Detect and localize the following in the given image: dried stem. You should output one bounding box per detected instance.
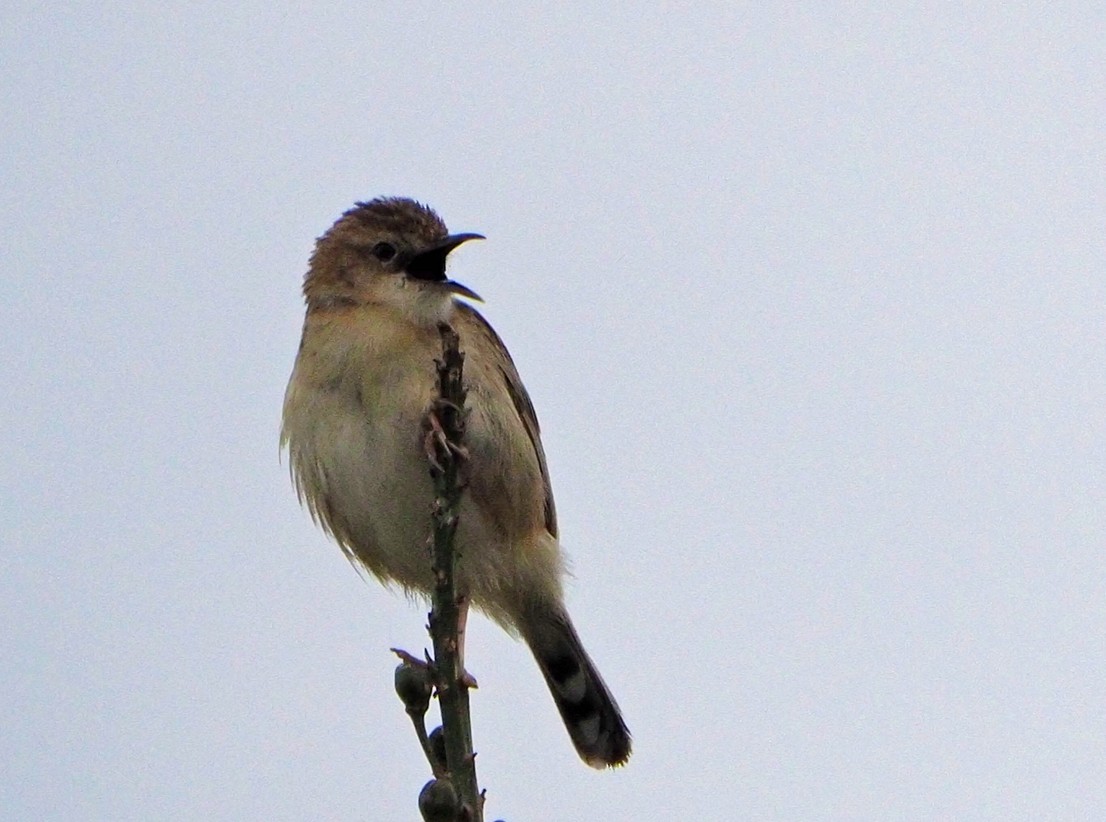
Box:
[426,322,483,821]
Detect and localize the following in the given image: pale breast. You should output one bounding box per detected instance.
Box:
[283,310,444,590]
[282,303,554,602]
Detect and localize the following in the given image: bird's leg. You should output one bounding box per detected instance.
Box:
[423,401,469,475]
[456,595,478,689]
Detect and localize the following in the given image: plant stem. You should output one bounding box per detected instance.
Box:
[428,322,483,822]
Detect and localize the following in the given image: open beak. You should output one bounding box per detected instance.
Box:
[406,232,485,301]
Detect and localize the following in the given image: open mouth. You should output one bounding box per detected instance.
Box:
[405,232,485,283]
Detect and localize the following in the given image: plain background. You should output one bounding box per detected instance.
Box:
[3,4,1104,820]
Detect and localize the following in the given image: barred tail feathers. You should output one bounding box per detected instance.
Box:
[523,607,631,768]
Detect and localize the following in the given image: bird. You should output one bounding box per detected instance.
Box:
[281,197,631,768]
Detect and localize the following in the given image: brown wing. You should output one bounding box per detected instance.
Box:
[455,302,558,538]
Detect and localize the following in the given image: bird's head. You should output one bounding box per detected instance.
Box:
[304,197,483,324]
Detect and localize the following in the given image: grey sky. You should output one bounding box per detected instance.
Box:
[3,4,1104,820]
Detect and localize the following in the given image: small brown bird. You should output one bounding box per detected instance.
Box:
[281,197,631,767]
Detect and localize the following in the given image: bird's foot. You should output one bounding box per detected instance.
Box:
[423,406,469,474]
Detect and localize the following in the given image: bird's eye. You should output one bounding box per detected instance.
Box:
[370,242,397,262]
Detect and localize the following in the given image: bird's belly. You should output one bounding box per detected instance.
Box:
[283,325,557,621]
[318,394,443,591]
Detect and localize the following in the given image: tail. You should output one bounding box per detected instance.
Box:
[522,606,632,768]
